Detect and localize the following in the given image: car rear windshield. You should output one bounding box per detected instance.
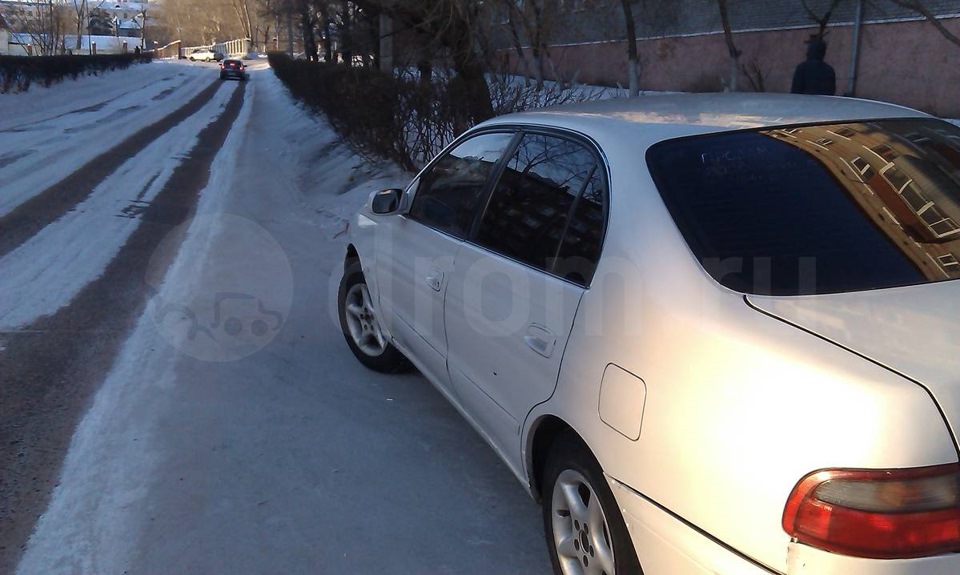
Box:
[646,119,960,295]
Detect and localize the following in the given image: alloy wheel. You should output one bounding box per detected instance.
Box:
[550,469,617,575]
[343,283,387,357]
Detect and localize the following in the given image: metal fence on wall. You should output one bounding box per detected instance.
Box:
[183,38,252,59]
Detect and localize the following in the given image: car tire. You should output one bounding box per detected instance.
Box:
[338,260,410,373]
[189,57,195,61]
[543,432,642,575]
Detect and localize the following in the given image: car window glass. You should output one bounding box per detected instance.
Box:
[555,169,606,286]
[408,132,514,238]
[476,133,599,275]
[646,119,960,295]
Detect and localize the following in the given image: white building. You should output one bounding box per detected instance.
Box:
[0,0,151,55]
[0,13,10,55]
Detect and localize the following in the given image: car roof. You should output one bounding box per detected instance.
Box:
[479,93,932,145]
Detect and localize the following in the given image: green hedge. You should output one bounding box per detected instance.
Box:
[0,53,152,94]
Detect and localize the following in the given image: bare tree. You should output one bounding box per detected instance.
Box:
[294,0,316,59]
[355,0,495,123]
[68,0,88,51]
[715,0,740,91]
[613,0,682,96]
[230,0,255,41]
[497,1,534,85]
[8,0,71,55]
[336,0,380,65]
[620,0,639,96]
[152,0,249,46]
[496,0,569,89]
[889,0,960,47]
[802,0,843,39]
[516,0,556,87]
[257,0,289,51]
[741,59,768,92]
[317,0,333,61]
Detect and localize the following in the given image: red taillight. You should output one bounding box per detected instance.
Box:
[783,464,960,559]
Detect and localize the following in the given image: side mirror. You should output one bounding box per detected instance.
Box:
[371,188,403,214]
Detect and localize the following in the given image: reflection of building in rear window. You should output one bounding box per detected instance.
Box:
[905,132,932,146]
[900,183,930,212]
[931,142,960,169]
[881,165,911,192]
[938,253,960,271]
[646,118,960,294]
[932,127,960,142]
[870,143,899,162]
[830,126,856,138]
[814,137,834,147]
[932,220,959,237]
[919,205,960,238]
[894,155,960,239]
[850,156,875,180]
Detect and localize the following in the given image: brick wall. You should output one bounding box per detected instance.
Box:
[502,17,960,117]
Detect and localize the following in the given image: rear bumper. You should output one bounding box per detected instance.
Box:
[786,542,960,574]
[609,477,777,575]
[610,477,960,574]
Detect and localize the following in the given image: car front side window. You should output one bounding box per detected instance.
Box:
[408,132,515,238]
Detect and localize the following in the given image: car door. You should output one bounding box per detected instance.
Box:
[374,131,516,389]
[444,131,608,464]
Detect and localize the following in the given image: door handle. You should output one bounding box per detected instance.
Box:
[525,324,556,358]
[426,268,443,292]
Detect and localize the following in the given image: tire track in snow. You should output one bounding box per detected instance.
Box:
[0,84,237,330]
[0,78,221,259]
[61,104,145,134]
[0,72,183,132]
[0,80,246,574]
[0,150,34,169]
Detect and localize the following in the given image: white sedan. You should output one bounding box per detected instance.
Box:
[339,93,960,575]
[188,48,218,62]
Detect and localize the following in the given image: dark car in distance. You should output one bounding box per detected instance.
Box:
[219,58,247,81]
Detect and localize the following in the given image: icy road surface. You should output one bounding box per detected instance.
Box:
[1,59,550,574]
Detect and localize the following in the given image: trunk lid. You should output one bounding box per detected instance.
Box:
[747,280,960,443]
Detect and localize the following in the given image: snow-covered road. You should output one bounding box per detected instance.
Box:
[0,69,236,329]
[0,63,217,218]
[1,60,550,573]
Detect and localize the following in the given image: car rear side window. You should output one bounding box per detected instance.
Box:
[647,119,960,295]
[555,168,605,286]
[475,132,605,285]
[408,132,515,238]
